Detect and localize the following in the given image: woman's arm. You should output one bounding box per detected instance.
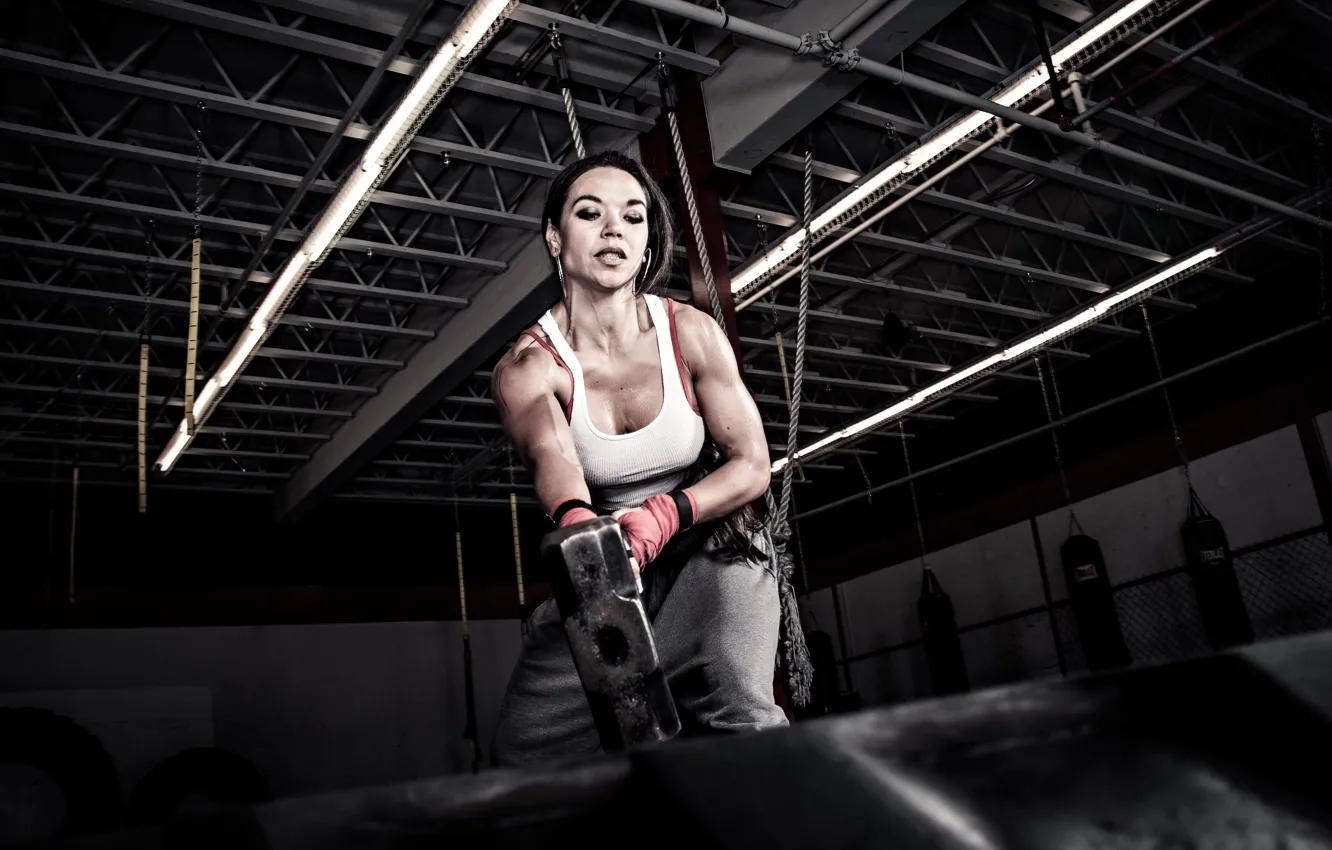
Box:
[676,304,772,523]
[491,340,590,516]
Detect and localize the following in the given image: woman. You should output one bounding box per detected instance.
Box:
[489,150,790,767]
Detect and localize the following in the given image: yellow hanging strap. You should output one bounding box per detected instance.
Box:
[510,493,525,609]
[137,343,148,513]
[185,237,201,431]
[69,466,79,604]
[774,331,805,482]
[456,530,468,635]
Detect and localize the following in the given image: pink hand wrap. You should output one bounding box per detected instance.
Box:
[556,506,599,528]
[616,491,695,566]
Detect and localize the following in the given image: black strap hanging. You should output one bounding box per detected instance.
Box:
[138,218,156,514]
[455,496,484,773]
[1139,304,1254,650]
[900,421,970,696]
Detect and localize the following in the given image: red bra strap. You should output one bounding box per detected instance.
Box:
[666,299,701,415]
[521,328,574,423]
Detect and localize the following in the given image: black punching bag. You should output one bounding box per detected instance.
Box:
[918,569,969,696]
[1182,490,1254,650]
[1061,534,1131,671]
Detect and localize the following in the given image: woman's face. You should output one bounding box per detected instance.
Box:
[547,166,650,294]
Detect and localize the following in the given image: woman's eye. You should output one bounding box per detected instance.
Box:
[625,215,644,225]
[576,208,599,220]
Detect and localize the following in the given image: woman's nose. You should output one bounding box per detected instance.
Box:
[601,216,623,237]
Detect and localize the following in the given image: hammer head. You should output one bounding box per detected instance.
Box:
[541,516,681,752]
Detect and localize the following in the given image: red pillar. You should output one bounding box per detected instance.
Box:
[640,72,745,374]
[643,68,798,721]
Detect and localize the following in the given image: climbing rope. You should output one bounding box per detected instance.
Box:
[508,444,528,631]
[455,496,483,773]
[656,57,811,703]
[137,218,156,514]
[774,149,812,535]
[657,56,726,330]
[184,101,206,432]
[548,25,586,159]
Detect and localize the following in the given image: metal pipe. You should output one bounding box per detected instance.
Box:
[828,0,894,44]
[1086,0,1218,81]
[793,318,1326,521]
[1074,0,1282,128]
[623,0,1332,232]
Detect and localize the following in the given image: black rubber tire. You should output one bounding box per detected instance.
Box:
[0,706,121,840]
[126,747,273,826]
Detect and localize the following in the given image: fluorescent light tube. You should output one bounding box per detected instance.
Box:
[771,245,1218,472]
[732,0,1166,298]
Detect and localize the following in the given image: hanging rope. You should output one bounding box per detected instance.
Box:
[1139,303,1195,494]
[548,25,586,159]
[455,499,483,773]
[1033,353,1085,536]
[657,56,726,330]
[657,57,811,704]
[138,218,156,514]
[185,101,206,432]
[507,444,527,631]
[898,421,929,570]
[774,148,812,535]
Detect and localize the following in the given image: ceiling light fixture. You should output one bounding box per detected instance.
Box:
[155,0,516,473]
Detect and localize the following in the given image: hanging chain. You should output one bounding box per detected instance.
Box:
[854,453,873,504]
[141,219,155,344]
[898,421,929,568]
[548,25,586,159]
[1032,353,1083,534]
[193,101,205,240]
[1139,303,1193,492]
[1316,124,1329,319]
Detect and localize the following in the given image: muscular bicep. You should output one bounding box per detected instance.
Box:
[492,347,590,512]
[687,312,770,469]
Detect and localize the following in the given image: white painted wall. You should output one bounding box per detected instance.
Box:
[3,422,1327,805]
[802,422,1330,711]
[0,619,523,800]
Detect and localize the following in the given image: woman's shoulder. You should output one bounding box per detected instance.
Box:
[493,325,559,392]
[658,297,731,362]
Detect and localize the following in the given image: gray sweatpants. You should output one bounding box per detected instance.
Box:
[491,525,789,767]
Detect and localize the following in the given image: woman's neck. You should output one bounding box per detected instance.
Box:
[558,283,643,355]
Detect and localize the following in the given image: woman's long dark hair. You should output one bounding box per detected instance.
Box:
[543,151,767,559]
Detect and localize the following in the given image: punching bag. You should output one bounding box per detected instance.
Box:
[1061,534,1131,671]
[918,569,969,696]
[1182,489,1254,650]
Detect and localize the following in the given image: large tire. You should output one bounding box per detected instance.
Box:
[126,747,273,826]
[0,706,121,843]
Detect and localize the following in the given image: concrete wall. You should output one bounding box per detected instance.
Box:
[803,422,1332,710]
[0,619,523,800]
[2,422,1328,805]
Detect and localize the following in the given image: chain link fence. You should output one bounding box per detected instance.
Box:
[1053,526,1331,675]
[841,525,1332,707]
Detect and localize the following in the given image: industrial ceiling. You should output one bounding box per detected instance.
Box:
[2,0,1329,546]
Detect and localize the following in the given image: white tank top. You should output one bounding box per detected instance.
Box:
[533,295,707,512]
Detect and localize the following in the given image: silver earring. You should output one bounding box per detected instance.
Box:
[639,247,652,287]
[556,255,565,288]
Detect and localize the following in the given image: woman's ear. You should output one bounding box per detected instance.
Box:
[545,222,561,259]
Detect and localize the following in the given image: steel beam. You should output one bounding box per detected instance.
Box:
[701,0,965,173]
[0,184,503,279]
[0,275,432,342]
[0,122,539,230]
[0,382,354,419]
[0,49,563,177]
[94,0,655,133]
[272,232,562,522]
[264,0,719,76]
